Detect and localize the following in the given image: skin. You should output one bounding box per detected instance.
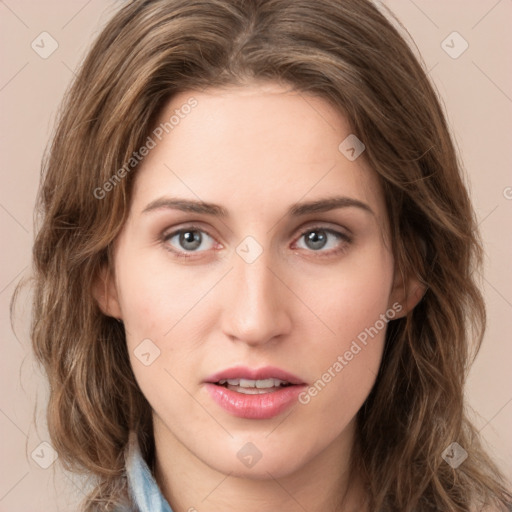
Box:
[96,82,422,512]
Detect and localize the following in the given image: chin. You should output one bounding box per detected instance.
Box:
[195,431,322,480]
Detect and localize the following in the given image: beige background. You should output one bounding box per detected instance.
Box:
[1,1,511,510]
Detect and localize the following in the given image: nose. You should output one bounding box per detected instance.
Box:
[220,249,292,347]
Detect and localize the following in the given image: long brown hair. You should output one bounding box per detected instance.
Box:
[21,0,511,510]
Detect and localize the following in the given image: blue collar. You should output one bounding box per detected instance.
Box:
[124,432,174,512]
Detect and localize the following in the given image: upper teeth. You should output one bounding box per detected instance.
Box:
[218,378,289,388]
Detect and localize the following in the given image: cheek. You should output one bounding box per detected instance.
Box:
[113,248,226,395]
[297,241,394,344]
[294,244,394,417]
[114,245,208,340]
[113,255,208,414]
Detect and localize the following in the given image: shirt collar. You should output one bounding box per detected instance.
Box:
[125,432,174,512]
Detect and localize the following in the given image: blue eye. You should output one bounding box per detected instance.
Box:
[296,227,351,254]
[163,227,215,257]
[162,225,351,260]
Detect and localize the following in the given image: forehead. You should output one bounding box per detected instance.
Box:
[130,83,386,223]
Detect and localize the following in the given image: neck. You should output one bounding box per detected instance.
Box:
[153,416,367,512]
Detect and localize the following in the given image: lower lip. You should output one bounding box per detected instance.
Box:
[204,383,306,419]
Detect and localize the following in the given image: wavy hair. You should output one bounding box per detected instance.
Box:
[19,0,511,510]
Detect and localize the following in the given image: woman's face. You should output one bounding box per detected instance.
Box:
[104,82,404,479]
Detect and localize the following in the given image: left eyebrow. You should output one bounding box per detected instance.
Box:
[288,196,374,216]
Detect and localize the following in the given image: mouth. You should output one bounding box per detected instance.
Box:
[203,366,307,419]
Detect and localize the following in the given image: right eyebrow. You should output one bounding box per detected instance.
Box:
[142,197,228,217]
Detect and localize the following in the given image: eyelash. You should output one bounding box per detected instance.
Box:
[161,224,352,260]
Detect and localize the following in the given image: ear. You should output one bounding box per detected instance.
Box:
[92,265,123,320]
[388,266,426,320]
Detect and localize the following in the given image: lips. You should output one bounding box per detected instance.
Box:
[203,366,307,419]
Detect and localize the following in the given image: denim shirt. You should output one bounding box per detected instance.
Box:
[118,432,174,512]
